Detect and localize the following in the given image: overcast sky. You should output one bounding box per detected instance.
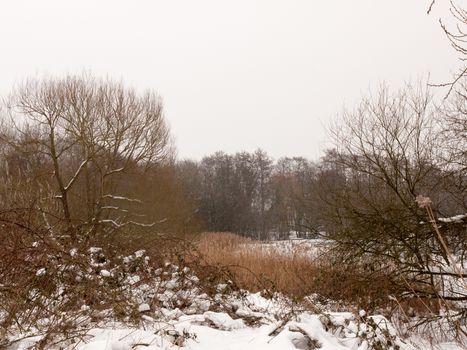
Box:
[0,1,460,161]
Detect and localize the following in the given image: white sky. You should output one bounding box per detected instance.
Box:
[0,0,460,161]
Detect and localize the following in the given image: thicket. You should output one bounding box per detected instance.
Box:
[0,75,209,347]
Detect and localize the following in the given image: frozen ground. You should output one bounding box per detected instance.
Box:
[5,246,466,350]
[11,295,464,350]
[10,291,433,350]
[258,238,331,258]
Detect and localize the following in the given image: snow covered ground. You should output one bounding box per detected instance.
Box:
[257,238,331,258]
[10,291,425,350]
[11,293,464,350]
[5,246,466,350]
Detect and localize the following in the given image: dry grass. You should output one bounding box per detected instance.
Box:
[195,232,318,297]
[194,232,402,311]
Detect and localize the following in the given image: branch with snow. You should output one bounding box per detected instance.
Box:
[64,159,91,191]
[102,195,143,204]
[98,219,156,229]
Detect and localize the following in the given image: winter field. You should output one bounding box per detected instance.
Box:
[2,0,467,348]
[3,233,465,350]
[1,73,466,350]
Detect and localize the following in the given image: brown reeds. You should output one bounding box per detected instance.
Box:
[194,232,400,311]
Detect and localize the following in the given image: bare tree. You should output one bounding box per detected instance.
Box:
[429,0,466,97]
[326,82,466,322]
[271,157,319,238]
[253,149,273,240]
[1,74,173,240]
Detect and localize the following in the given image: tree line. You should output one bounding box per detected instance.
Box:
[176,150,320,240]
[0,76,464,245]
[173,83,466,245]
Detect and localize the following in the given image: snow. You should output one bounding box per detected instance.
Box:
[12,288,434,350]
[138,303,151,312]
[70,308,421,350]
[126,275,141,285]
[134,250,146,258]
[204,311,245,330]
[35,268,46,276]
[6,247,466,350]
[100,269,111,277]
[438,214,466,223]
[89,247,103,253]
[249,238,331,259]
